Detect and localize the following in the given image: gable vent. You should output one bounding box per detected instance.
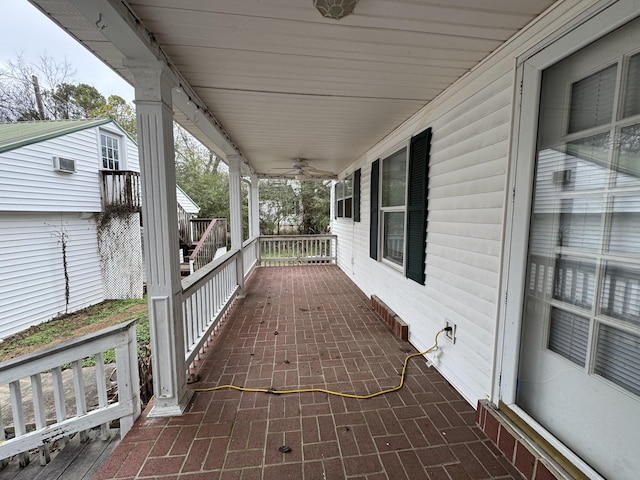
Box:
[52,156,76,173]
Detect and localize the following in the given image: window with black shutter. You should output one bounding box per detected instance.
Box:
[370,129,431,284]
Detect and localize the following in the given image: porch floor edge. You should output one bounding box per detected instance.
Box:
[476,400,587,480]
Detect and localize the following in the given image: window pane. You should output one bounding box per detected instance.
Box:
[383,211,404,266]
[344,198,353,218]
[548,308,590,367]
[600,262,640,326]
[564,133,611,191]
[553,255,596,309]
[568,64,616,133]
[595,324,640,396]
[623,53,640,118]
[615,123,640,187]
[382,148,406,207]
[558,197,603,251]
[344,175,353,197]
[609,195,640,255]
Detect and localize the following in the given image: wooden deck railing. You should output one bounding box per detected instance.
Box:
[99,170,141,212]
[259,235,337,265]
[177,203,192,245]
[188,218,228,273]
[0,320,140,467]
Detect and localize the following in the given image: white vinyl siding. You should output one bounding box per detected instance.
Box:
[0,122,137,213]
[332,0,606,404]
[0,213,104,339]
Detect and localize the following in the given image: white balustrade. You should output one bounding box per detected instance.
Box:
[181,250,241,369]
[242,237,259,277]
[0,320,140,466]
[259,235,337,266]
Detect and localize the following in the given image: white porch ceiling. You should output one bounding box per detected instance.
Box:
[30,0,555,177]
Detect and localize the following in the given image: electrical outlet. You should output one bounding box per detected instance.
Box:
[444,319,457,344]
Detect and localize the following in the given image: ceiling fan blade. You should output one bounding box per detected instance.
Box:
[305,165,335,176]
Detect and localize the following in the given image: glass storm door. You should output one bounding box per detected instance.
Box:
[517,18,640,480]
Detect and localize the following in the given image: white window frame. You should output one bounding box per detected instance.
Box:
[497,2,640,477]
[335,174,353,219]
[378,142,409,271]
[99,129,125,170]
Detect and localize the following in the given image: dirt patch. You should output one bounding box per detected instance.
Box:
[72,303,147,338]
[0,300,148,363]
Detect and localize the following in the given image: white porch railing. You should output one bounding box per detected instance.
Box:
[0,320,140,467]
[242,236,260,278]
[259,235,337,265]
[181,249,241,369]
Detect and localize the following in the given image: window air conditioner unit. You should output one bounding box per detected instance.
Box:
[52,156,76,173]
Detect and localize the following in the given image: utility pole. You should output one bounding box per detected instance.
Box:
[32,75,46,120]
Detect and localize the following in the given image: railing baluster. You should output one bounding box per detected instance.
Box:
[115,343,134,436]
[10,380,30,467]
[0,409,7,467]
[94,353,110,441]
[72,360,89,442]
[30,374,50,465]
[51,366,68,447]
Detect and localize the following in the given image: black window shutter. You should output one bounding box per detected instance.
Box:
[405,128,431,285]
[334,184,338,219]
[369,160,380,260]
[353,168,361,222]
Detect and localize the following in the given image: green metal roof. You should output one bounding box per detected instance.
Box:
[0,119,114,154]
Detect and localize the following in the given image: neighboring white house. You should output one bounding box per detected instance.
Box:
[0,119,201,339]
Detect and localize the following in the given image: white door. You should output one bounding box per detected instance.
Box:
[517,18,640,480]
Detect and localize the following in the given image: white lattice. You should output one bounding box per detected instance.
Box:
[97,213,143,299]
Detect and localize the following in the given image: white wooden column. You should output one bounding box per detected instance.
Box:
[129,61,192,416]
[228,155,245,295]
[249,175,260,238]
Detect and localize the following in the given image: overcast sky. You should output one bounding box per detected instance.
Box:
[0,0,134,103]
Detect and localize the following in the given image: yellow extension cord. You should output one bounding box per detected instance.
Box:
[192,328,446,399]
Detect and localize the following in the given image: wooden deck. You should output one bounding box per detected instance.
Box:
[2,428,120,480]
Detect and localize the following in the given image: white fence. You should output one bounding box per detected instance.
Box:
[259,235,337,265]
[0,320,140,467]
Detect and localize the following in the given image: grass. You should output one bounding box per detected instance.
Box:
[0,297,149,364]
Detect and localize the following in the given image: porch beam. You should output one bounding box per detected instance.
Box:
[228,155,245,296]
[69,0,250,171]
[129,60,192,417]
[249,175,260,238]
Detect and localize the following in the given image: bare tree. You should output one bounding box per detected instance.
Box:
[0,52,77,121]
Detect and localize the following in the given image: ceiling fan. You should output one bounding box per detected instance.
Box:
[272,159,336,179]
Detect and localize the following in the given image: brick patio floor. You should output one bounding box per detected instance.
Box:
[94,265,523,480]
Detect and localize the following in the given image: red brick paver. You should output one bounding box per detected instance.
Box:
[95,266,522,479]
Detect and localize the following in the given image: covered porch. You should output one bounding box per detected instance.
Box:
[94,265,524,480]
[5,1,640,479]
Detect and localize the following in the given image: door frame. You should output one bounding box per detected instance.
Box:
[496,0,640,477]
